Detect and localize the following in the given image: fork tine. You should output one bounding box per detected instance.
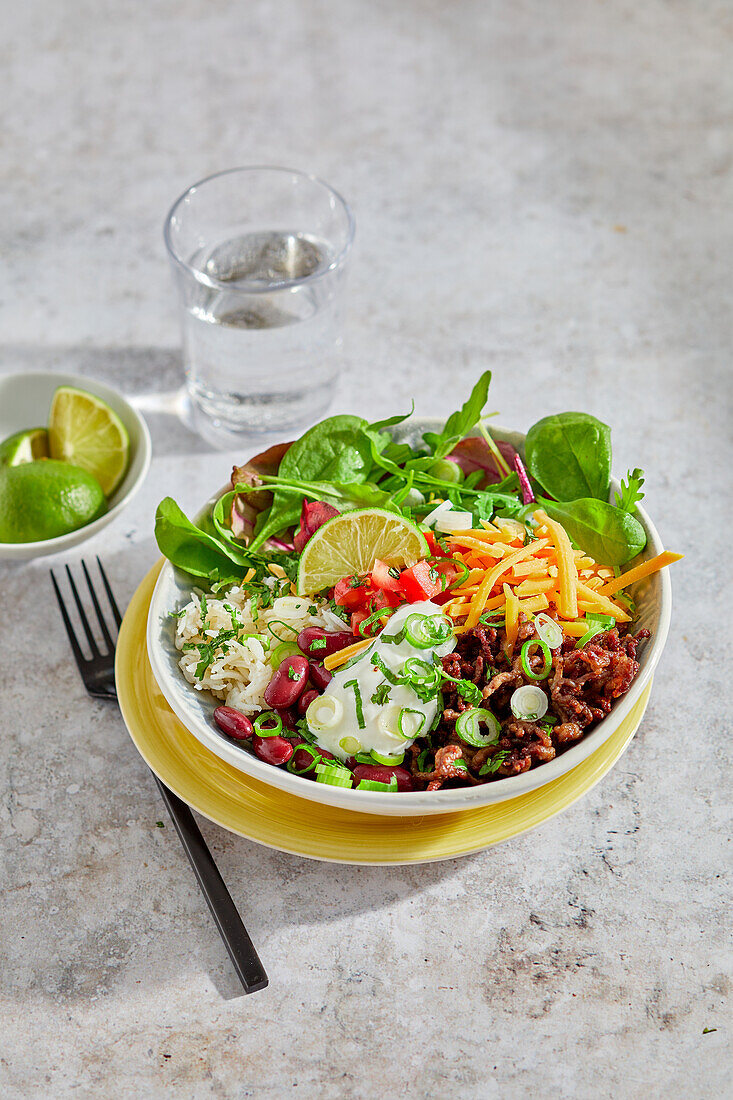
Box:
[50,570,87,667]
[64,564,99,656]
[96,556,122,628]
[81,560,115,653]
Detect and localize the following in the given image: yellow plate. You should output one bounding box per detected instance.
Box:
[117,563,653,865]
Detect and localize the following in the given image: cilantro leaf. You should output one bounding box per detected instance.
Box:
[614,467,646,514]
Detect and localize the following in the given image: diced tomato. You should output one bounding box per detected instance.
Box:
[333,575,370,608]
[371,588,402,611]
[350,609,372,636]
[370,558,403,594]
[423,531,442,556]
[399,560,443,602]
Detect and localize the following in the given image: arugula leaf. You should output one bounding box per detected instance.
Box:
[539,496,646,565]
[238,475,400,515]
[154,498,251,584]
[614,468,645,514]
[248,415,373,549]
[365,403,415,434]
[525,412,612,502]
[422,371,492,460]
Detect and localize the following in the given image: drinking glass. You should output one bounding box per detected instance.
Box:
[164,166,355,444]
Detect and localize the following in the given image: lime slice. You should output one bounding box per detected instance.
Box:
[297,508,429,596]
[48,386,129,496]
[0,460,107,543]
[0,427,49,466]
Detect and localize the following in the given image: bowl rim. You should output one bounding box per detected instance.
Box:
[146,421,672,815]
[0,370,152,551]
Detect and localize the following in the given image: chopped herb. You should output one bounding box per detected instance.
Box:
[381,627,406,646]
[348,574,366,588]
[371,654,404,686]
[388,566,401,579]
[371,682,391,705]
[169,608,186,620]
[287,665,298,680]
[155,820,165,828]
[702,1028,717,1035]
[343,679,365,729]
[308,605,318,615]
[310,637,328,651]
[416,747,433,771]
[479,751,509,776]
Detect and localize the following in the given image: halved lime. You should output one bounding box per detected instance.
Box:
[0,460,107,543]
[48,386,129,496]
[0,427,49,466]
[297,508,429,595]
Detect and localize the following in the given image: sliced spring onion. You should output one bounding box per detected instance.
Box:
[435,510,473,533]
[339,735,362,755]
[286,745,321,774]
[266,619,299,642]
[316,770,353,788]
[427,556,470,591]
[510,685,548,721]
[422,499,453,527]
[357,777,399,792]
[269,640,302,668]
[315,761,352,780]
[403,612,453,649]
[355,752,376,764]
[402,657,440,690]
[398,707,426,740]
[428,458,464,484]
[343,679,365,729]
[358,607,395,637]
[586,612,616,628]
[370,749,405,766]
[575,625,606,649]
[252,711,283,737]
[306,694,343,731]
[455,707,502,748]
[520,639,552,681]
[534,612,563,650]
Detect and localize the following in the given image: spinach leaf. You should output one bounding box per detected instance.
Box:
[539,496,646,565]
[154,497,251,584]
[615,468,645,514]
[248,414,372,549]
[422,371,492,460]
[525,412,611,501]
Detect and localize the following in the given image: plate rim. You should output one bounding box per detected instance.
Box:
[119,563,654,864]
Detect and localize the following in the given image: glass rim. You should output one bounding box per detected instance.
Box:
[163,165,356,294]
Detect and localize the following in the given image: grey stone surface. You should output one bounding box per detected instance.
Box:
[1,1,731,1097]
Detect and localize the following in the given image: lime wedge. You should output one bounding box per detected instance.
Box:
[297,508,429,596]
[0,427,49,466]
[48,386,129,496]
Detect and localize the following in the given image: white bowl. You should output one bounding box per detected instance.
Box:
[0,371,151,561]
[146,421,672,816]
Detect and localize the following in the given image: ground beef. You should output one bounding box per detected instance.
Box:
[408,616,650,789]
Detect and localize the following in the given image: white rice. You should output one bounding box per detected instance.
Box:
[175,583,335,714]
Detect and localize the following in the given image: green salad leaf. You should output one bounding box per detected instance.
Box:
[525,412,612,502]
[615,467,645,514]
[247,414,372,549]
[538,496,646,565]
[154,497,252,584]
[422,371,492,460]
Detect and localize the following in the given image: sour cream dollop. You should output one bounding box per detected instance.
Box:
[306,601,456,761]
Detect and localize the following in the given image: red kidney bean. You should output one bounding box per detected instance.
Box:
[297,689,320,715]
[353,764,414,792]
[264,655,310,708]
[213,706,253,741]
[308,661,332,691]
[297,627,356,658]
[251,734,294,767]
[275,707,298,731]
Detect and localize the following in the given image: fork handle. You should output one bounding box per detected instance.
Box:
[153,775,269,993]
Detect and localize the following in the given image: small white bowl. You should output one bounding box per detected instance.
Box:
[0,371,152,561]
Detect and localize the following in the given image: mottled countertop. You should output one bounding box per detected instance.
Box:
[1,2,730,1097]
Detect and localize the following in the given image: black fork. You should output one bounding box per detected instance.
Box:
[51,558,268,995]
